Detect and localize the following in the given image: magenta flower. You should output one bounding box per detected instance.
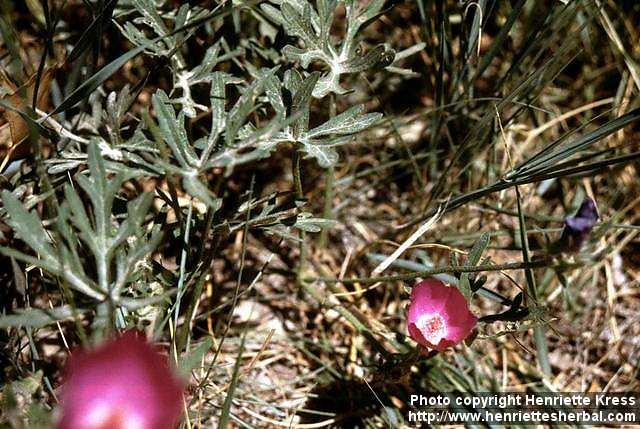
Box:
[57,331,185,429]
[407,279,477,351]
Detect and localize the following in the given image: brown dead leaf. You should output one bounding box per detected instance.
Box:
[0,66,55,164]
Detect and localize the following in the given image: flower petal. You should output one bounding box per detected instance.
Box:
[444,313,478,342]
[58,331,185,429]
[407,278,476,350]
[440,286,476,342]
[407,279,450,325]
[433,338,456,351]
[408,322,431,348]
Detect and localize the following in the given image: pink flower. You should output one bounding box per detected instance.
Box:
[407,279,477,351]
[57,331,185,429]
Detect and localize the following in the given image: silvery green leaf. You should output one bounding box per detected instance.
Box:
[225,67,279,147]
[298,134,353,167]
[300,143,339,167]
[174,73,205,118]
[25,142,156,301]
[282,0,320,29]
[119,22,164,56]
[281,2,320,50]
[238,123,259,140]
[210,72,229,137]
[208,141,280,172]
[46,159,85,174]
[108,155,163,177]
[306,105,382,138]
[385,66,421,78]
[0,248,61,281]
[114,227,163,291]
[174,3,190,32]
[189,44,221,82]
[291,71,320,137]
[213,46,245,67]
[114,193,154,250]
[178,337,214,378]
[292,72,320,112]
[293,212,337,232]
[342,45,395,73]
[131,0,186,59]
[188,46,245,86]
[310,135,354,146]
[260,3,284,24]
[182,172,222,211]
[134,0,171,38]
[120,127,159,153]
[76,144,125,240]
[270,0,395,99]
[316,0,337,35]
[394,42,427,61]
[207,114,289,172]
[313,72,345,98]
[261,71,286,117]
[459,232,490,300]
[0,306,85,329]
[1,191,57,264]
[63,184,96,253]
[282,45,328,68]
[173,43,243,119]
[105,85,134,143]
[194,137,207,150]
[152,90,199,168]
[355,0,386,27]
[117,289,177,311]
[284,67,303,94]
[56,207,89,279]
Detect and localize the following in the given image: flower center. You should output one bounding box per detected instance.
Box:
[86,403,144,429]
[415,313,447,345]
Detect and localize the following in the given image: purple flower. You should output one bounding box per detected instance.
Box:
[561,197,599,250]
[407,279,477,351]
[57,331,185,429]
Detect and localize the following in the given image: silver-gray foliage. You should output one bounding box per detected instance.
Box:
[0,0,410,330]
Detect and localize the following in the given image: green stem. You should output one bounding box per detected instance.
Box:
[318,95,336,248]
[306,259,576,285]
[292,149,303,199]
[292,150,306,286]
[176,209,216,354]
[171,202,193,361]
[318,166,334,248]
[515,184,551,376]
